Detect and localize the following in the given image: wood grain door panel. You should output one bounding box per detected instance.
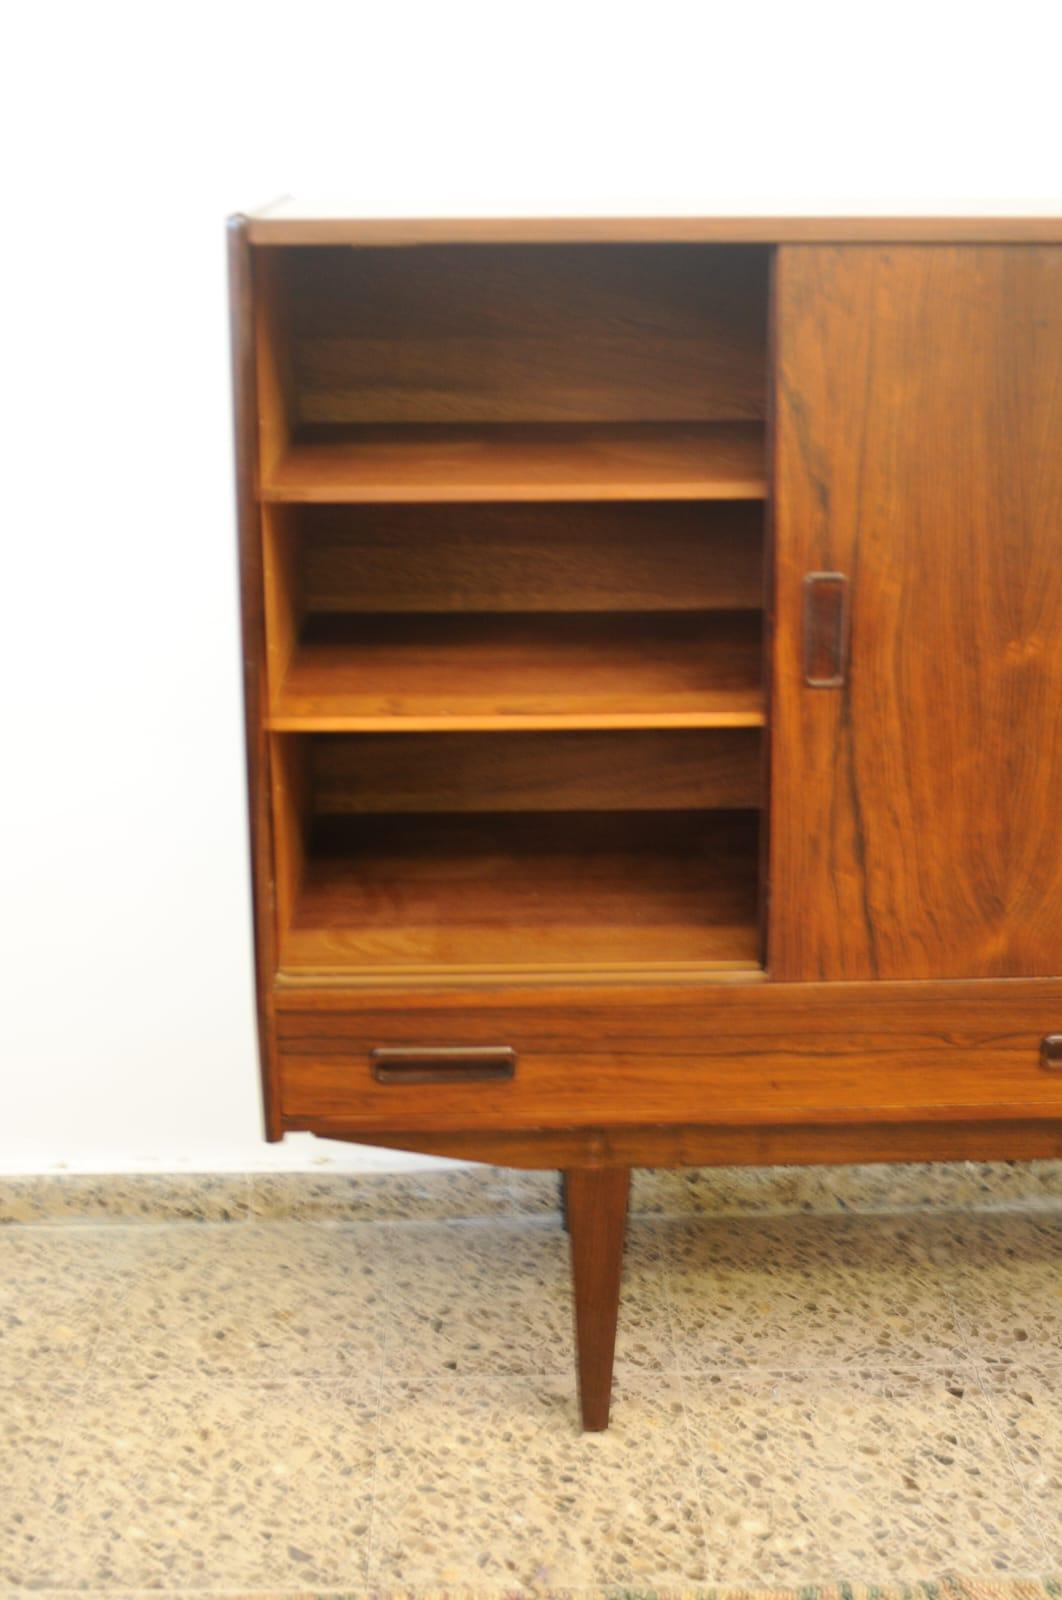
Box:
[771,245,1062,980]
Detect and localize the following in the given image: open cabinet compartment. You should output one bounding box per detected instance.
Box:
[262,499,766,730]
[271,731,763,978]
[254,243,770,499]
[254,239,772,984]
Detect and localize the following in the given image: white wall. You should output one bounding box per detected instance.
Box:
[2,0,1058,1174]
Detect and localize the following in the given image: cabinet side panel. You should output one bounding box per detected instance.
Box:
[771,245,1062,980]
[228,219,281,1137]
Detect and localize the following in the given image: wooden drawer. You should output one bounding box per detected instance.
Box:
[274,977,1062,1137]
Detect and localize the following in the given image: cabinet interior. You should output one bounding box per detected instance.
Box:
[255,242,771,979]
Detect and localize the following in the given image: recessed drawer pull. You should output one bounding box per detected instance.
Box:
[370,1046,517,1085]
[1041,1035,1062,1071]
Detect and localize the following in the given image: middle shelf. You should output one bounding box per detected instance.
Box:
[261,421,767,504]
[269,610,765,731]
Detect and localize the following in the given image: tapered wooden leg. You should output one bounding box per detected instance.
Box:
[565,1166,630,1431]
[559,1171,569,1231]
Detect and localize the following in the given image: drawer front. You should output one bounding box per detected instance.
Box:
[275,978,1062,1135]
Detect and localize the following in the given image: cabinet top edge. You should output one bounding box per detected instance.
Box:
[235,207,1062,247]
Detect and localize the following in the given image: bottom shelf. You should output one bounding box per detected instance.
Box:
[280,810,761,977]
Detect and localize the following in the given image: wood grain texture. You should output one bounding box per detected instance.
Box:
[260,506,302,701]
[262,422,767,503]
[332,1119,1062,1170]
[270,612,764,731]
[280,811,760,975]
[228,218,282,1140]
[273,976,1062,1134]
[566,1167,630,1430]
[771,245,1062,981]
[267,734,309,942]
[286,244,767,424]
[310,729,763,814]
[251,248,294,482]
[246,213,1062,247]
[298,501,764,614]
[238,221,1062,1197]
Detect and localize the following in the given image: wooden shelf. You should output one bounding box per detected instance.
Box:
[261,422,766,504]
[280,810,761,975]
[270,611,764,732]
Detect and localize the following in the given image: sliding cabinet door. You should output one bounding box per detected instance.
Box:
[770,245,1062,980]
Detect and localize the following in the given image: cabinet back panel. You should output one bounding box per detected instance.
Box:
[311,729,762,814]
[772,244,1062,980]
[299,502,763,613]
[285,245,769,424]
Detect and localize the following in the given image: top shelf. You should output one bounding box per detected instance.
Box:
[260,422,767,504]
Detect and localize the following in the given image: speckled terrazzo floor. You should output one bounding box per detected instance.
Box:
[3,1165,1062,1593]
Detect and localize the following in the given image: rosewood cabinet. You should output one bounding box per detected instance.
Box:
[230,210,1062,1429]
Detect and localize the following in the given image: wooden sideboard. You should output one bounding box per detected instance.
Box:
[229,210,1062,1429]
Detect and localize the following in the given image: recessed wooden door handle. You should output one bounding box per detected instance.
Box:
[371,1046,516,1085]
[803,571,849,687]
